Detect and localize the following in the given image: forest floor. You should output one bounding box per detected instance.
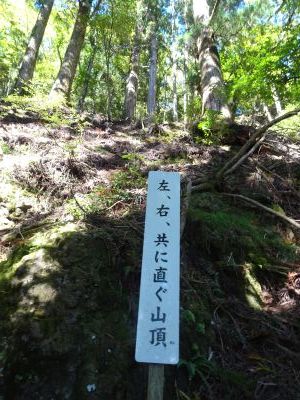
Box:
[0,102,300,400]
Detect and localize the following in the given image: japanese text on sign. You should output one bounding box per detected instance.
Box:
[135,171,180,364]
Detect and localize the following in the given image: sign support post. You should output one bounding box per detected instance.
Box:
[135,171,181,399]
[147,364,164,400]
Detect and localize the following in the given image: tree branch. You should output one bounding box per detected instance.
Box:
[217,107,300,179]
[224,132,267,176]
[208,0,222,26]
[223,193,300,230]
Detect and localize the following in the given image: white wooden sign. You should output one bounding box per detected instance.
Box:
[135,171,180,365]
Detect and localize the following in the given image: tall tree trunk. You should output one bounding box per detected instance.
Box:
[147,24,158,118]
[50,0,91,100]
[193,0,232,120]
[124,27,140,121]
[171,0,178,122]
[172,60,178,121]
[14,0,54,94]
[124,0,143,121]
[183,0,190,126]
[198,27,232,119]
[183,44,188,125]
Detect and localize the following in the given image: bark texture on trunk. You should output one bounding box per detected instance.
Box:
[50,0,91,99]
[14,0,54,94]
[147,28,158,118]
[124,26,140,121]
[198,27,232,119]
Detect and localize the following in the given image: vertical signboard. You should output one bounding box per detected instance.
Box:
[135,171,180,365]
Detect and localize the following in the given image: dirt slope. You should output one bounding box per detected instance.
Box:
[0,106,300,400]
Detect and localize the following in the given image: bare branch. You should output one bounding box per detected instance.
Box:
[223,193,300,230]
[224,132,267,176]
[208,0,222,26]
[217,107,300,179]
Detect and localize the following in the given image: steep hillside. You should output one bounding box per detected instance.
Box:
[0,105,299,400]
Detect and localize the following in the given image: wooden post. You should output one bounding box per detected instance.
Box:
[147,364,164,400]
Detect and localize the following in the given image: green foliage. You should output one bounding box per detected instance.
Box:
[1,0,300,124]
[220,1,300,115]
[195,110,229,145]
[179,355,254,393]
[0,142,12,154]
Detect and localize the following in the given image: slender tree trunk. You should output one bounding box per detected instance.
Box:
[124,26,140,121]
[183,44,188,125]
[14,0,54,94]
[77,45,96,111]
[183,0,189,126]
[78,50,96,111]
[171,0,178,122]
[50,0,91,100]
[172,61,178,121]
[263,104,273,122]
[147,24,158,118]
[271,85,283,116]
[105,58,113,121]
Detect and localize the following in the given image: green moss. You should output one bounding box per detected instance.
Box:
[188,193,296,265]
[112,166,146,190]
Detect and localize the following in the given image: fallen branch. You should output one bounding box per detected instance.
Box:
[223,193,300,230]
[217,107,300,179]
[224,132,267,176]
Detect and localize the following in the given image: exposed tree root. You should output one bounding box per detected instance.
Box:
[223,193,300,230]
